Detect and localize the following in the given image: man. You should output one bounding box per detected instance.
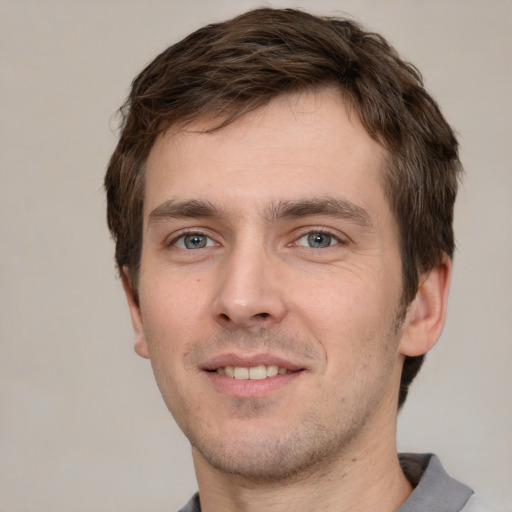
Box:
[105,8,486,512]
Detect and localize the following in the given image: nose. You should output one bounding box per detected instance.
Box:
[211,246,288,329]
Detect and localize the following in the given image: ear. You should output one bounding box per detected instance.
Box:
[399,255,452,357]
[121,267,150,359]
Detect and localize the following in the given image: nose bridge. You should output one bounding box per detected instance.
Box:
[212,235,286,327]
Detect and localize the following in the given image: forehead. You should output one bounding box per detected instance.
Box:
[143,90,388,219]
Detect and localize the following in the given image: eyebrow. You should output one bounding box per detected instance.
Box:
[148,197,374,230]
[148,199,219,225]
[266,198,374,229]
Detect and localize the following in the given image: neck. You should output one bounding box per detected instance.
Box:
[193,416,412,512]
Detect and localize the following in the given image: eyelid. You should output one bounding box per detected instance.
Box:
[291,227,348,247]
[165,228,219,249]
[296,233,338,248]
[163,226,348,250]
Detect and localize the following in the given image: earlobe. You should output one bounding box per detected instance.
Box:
[121,267,150,359]
[399,255,452,357]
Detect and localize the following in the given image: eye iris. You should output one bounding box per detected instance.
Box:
[307,233,331,248]
[184,235,207,249]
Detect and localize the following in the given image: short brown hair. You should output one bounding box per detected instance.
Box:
[105,8,462,408]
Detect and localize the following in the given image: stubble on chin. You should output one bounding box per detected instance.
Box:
[175,307,405,484]
[189,412,356,484]
[185,382,378,485]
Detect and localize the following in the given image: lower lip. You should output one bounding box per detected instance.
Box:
[203,370,303,398]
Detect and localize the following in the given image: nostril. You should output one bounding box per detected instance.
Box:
[254,312,270,319]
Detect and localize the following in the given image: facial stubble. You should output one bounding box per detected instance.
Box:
[169,316,404,484]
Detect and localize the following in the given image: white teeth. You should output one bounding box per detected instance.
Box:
[266,365,279,377]
[249,365,266,380]
[234,367,249,379]
[216,364,288,379]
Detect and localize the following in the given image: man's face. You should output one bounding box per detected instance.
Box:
[127,90,409,480]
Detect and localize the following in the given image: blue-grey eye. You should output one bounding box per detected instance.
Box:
[296,232,338,248]
[175,234,215,249]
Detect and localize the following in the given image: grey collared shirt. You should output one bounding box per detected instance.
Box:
[398,453,474,511]
[178,453,481,512]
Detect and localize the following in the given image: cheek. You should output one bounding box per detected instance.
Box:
[291,270,400,368]
[141,269,212,330]
[138,277,207,413]
[293,269,387,328]
[138,283,196,370]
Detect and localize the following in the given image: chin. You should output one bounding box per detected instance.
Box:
[197,440,325,482]
[188,416,359,483]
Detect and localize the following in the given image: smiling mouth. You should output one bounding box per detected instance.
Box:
[214,364,291,380]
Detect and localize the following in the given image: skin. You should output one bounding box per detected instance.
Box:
[123,90,451,511]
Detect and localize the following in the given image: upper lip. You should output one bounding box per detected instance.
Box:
[200,353,305,372]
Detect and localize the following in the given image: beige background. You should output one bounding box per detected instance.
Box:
[1,0,511,510]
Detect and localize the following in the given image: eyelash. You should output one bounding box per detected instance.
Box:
[167,227,346,251]
[167,231,217,250]
[292,228,345,249]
